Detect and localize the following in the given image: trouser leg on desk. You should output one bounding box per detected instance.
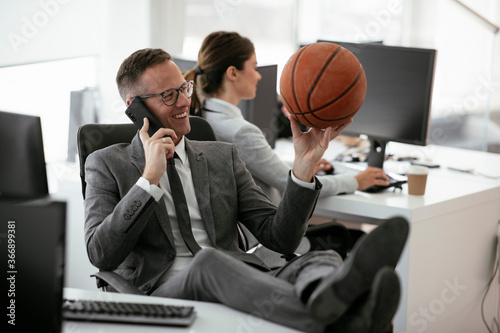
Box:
[270,250,340,302]
[151,248,341,333]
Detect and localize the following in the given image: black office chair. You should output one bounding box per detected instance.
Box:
[77,116,353,293]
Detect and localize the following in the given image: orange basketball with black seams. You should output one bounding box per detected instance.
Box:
[280,42,367,129]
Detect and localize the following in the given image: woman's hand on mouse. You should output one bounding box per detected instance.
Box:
[355,167,390,190]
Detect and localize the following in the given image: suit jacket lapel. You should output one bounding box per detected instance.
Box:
[185,139,217,245]
[129,133,146,174]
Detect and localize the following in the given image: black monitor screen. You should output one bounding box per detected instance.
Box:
[0,111,49,200]
[318,40,436,167]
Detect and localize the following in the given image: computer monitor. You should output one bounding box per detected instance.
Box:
[238,64,279,148]
[172,56,279,148]
[317,40,437,169]
[172,56,197,74]
[0,111,49,200]
[1,200,66,333]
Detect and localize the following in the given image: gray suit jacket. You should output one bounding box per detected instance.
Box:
[84,133,321,294]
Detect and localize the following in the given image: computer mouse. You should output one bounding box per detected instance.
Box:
[316,166,335,176]
[363,178,407,193]
[324,167,334,175]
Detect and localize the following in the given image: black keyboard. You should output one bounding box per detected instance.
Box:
[63,299,196,327]
[331,161,407,193]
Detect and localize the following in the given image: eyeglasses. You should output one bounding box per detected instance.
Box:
[137,81,194,106]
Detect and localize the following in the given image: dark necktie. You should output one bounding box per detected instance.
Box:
[167,154,202,255]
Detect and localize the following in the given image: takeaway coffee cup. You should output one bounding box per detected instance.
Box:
[406,165,429,195]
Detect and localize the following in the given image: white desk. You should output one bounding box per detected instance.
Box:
[62,288,303,333]
[276,138,500,333]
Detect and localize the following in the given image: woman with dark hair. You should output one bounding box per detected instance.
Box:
[184,31,389,199]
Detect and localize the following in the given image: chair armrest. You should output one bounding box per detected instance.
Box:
[91,271,146,295]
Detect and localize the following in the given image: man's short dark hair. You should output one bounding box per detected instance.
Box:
[116,48,172,102]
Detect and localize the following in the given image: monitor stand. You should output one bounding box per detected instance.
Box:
[367,137,387,169]
[363,137,407,192]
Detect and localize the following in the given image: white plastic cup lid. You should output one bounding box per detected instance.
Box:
[407,165,429,175]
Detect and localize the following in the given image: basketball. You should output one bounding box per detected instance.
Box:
[279,42,367,129]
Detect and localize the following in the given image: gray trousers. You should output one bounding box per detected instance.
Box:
[151,248,343,333]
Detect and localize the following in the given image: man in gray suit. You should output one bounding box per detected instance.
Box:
[84,48,409,333]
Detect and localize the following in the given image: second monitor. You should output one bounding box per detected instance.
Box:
[317,40,437,169]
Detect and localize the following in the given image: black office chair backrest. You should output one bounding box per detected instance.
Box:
[77,116,216,199]
[77,123,136,199]
[185,116,217,142]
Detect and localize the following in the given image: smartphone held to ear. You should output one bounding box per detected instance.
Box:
[125,97,164,137]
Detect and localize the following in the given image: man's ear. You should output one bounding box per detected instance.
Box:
[225,66,238,82]
[126,97,134,106]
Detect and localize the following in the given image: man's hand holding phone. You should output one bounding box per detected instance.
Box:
[139,117,177,186]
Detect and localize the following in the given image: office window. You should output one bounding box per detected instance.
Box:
[181,0,500,152]
[431,0,497,117]
[296,0,406,45]
[414,0,500,151]
[183,0,295,86]
[0,57,97,163]
[182,0,406,93]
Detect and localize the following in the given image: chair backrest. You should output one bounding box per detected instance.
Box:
[77,115,216,199]
[186,115,217,141]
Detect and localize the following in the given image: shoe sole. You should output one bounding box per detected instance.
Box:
[307,216,409,325]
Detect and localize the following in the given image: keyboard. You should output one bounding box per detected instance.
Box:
[330,161,407,193]
[63,299,196,327]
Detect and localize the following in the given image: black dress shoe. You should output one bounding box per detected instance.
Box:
[326,266,401,333]
[307,216,409,325]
